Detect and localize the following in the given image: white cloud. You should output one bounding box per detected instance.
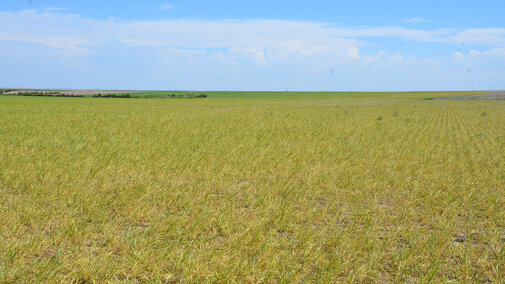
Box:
[392,53,404,60]
[446,28,505,45]
[469,50,480,56]
[402,17,430,23]
[452,48,505,59]
[483,48,505,56]
[161,4,174,10]
[345,46,360,59]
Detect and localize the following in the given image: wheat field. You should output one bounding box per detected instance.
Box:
[1,94,504,282]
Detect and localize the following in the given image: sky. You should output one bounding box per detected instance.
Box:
[1,0,504,91]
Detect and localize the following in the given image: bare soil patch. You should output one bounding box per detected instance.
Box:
[434,91,505,101]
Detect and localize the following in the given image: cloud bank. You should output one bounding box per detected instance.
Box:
[0,9,504,91]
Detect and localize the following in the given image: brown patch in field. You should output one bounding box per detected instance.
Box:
[137,221,151,228]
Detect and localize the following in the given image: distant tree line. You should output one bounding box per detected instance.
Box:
[0,89,15,94]
[0,91,84,97]
[0,90,208,99]
[164,93,208,98]
[93,94,132,98]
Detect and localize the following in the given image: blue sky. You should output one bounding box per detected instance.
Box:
[1,0,504,91]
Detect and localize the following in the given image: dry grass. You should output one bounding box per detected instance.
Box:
[0,95,504,282]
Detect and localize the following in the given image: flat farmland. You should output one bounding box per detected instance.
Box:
[1,93,504,282]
